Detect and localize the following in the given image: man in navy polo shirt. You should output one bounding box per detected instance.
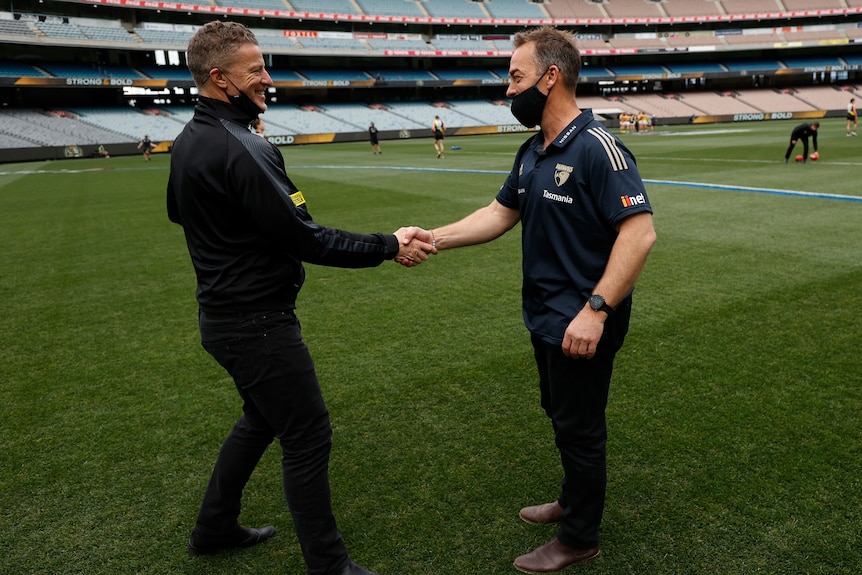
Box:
[419,27,656,573]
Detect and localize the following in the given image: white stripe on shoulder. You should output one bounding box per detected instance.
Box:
[587,127,628,172]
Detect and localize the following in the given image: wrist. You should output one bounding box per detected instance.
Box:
[588,294,614,316]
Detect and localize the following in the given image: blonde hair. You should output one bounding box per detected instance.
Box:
[513,26,581,93]
[187,21,259,88]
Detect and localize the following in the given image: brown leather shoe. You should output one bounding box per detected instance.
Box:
[513,537,600,573]
[518,501,565,525]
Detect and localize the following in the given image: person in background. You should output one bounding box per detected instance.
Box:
[138,135,154,161]
[847,97,857,137]
[432,115,445,158]
[251,117,266,137]
[166,20,434,575]
[96,144,109,158]
[369,122,381,155]
[784,121,819,163]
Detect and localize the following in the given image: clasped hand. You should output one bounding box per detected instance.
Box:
[393,227,436,267]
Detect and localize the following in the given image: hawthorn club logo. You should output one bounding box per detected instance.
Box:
[554,163,573,187]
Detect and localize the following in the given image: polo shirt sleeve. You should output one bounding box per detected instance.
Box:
[584,129,652,229]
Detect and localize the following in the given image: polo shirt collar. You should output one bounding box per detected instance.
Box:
[549,108,595,149]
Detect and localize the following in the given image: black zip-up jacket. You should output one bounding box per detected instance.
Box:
[167,97,400,312]
[790,123,818,150]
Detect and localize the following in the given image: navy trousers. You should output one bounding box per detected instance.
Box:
[531,298,631,550]
[195,309,350,574]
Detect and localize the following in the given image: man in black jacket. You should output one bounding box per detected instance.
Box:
[167,21,433,575]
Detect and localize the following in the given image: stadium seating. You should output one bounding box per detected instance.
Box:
[39,63,145,79]
[671,92,761,116]
[213,0,291,10]
[34,21,88,40]
[261,105,364,134]
[133,27,194,47]
[665,62,727,74]
[68,107,185,142]
[254,30,303,51]
[607,64,669,77]
[543,0,606,19]
[0,61,48,77]
[0,109,132,147]
[2,0,862,153]
[614,93,704,119]
[296,68,373,81]
[431,37,500,52]
[447,100,516,126]
[734,89,818,113]
[353,0,426,18]
[288,0,360,15]
[602,2,663,19]
[76,24,137,43]
[0,19,38,38]
[720,0,777,12]
[781,56,845,69]
[293,36,368,52]
[421,1,487,19]
[793,86,861,111]
[664,33,728,50]
[723,60,783,73]
[432,69,502,81]
[482,0,547,19]
[137,66,193,80]
[366,37,431,52]
[366,69,437,81]
[782,0,844,9]
[663,2,722,18]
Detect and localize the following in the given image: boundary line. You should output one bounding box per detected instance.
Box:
[287,165,862,204]
[4,163,860,204]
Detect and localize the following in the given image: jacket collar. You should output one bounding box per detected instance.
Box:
[197,96,257,126]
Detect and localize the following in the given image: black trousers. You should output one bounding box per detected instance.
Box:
[785,136,810,160]
[531,298,631,550]
[196,309,350,574]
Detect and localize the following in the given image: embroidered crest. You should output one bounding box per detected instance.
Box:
[554,163,573,187]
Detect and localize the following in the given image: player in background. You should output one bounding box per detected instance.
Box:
[432,115,445,158]
[784,122,819,163]
[138,135,154,161]
[847,98,857,137]
[369,122,381,155]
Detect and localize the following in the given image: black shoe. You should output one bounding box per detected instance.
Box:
[188,525,277,555]
[336,561,377,575]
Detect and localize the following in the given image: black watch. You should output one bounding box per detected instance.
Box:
[588,294,614,315]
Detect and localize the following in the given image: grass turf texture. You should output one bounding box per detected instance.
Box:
[1,118,859,574]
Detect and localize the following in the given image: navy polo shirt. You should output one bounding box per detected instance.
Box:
[496,109,652,345]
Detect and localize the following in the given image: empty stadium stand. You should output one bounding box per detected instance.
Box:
[1,0,862,159]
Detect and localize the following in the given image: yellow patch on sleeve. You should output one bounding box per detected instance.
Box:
[290,191,306,207]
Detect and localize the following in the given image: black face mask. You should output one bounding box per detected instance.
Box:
[225,76,264,118]
[510,72,549,128]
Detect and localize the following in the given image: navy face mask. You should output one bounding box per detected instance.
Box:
[510,71,549,128]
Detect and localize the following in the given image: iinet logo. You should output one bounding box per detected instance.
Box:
[620,193,646,208]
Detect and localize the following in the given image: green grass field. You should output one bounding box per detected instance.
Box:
[1,118,860,575]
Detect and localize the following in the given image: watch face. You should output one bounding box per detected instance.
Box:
[589,295,604,310]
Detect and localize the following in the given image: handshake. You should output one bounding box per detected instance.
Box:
[393,227,437,267]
